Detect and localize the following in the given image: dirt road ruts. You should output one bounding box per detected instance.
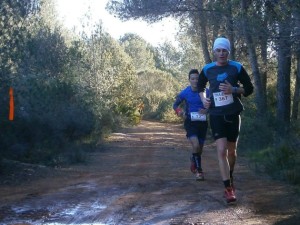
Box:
[0,120,299,225]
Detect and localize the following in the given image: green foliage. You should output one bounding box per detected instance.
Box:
[25,25,68,76]
[157,98,181,123]
[155,41,181,75]
[0,2,143,167]
[136,69,180,119]
[0,76,97,163]
[119,33,156,72]
[0,1,28,77]
[239,96,275,151]
[248,140,300,185]
[176,31,205,76]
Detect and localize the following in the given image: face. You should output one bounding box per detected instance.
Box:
[189,73,199,89]
[214,48,229,66]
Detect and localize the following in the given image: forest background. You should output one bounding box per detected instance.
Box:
[0,0,299,188]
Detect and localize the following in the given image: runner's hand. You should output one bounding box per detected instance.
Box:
[201,97,211,109]
[219,80,233,94]
[199,108,208,114]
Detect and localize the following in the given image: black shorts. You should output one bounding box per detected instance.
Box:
[209,114,241,142]
[184,119,208,144]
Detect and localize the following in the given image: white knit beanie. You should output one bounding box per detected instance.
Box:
[213,37,231,52]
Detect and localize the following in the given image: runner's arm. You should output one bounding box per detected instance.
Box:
[173,95,185,116]
[237,66,254,97]
[197,71,210,109]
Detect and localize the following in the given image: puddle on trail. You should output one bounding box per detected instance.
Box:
[0,181,120,225]
[0,200,113,225]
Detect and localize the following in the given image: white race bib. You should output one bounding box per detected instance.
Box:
[213,91,234,107]
[190,112,207,121]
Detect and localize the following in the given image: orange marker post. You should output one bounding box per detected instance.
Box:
[9,87,14,121]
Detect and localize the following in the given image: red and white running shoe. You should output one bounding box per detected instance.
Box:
[224,187,237,204]
[196,171,204,181]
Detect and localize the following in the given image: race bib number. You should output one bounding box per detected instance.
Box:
[213,91,234,107]
[190,112,207,121]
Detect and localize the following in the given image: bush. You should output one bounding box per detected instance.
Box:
[248,140,300,185]
[239,113,275,152]
[157,99,182,123]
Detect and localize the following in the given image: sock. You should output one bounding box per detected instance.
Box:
[192,153,202,172]
[230,170,234,185]
[223,179,231,188]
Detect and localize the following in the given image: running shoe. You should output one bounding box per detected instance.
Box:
[196,171,204,181]
[224,187,236,204]
[190,157,197,174]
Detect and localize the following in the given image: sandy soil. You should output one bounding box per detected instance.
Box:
[0,120,299,225]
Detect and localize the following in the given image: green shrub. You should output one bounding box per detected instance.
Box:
[239,113,275,152]
[248,140,300,185]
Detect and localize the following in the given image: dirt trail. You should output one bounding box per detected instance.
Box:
[0,120,299,225]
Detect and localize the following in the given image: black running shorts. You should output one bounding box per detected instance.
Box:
[209,114,241,142]
[184,119,208,143]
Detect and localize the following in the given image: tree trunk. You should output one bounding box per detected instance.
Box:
[259,14,269,115]
[291,9,300,120]
[240,0,267,117]
[292,57,300,120]
[276,19,292,136]
[225,0,235,60]
[197,0,211,64]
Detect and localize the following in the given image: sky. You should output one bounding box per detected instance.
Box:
[55,0,179,46]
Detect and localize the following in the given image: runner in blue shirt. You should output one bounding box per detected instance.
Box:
[198,37,254,204]
[173,69,208,181]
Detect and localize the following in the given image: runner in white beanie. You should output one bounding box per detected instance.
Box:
[213,37,231,52]
[198,35,254,205]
